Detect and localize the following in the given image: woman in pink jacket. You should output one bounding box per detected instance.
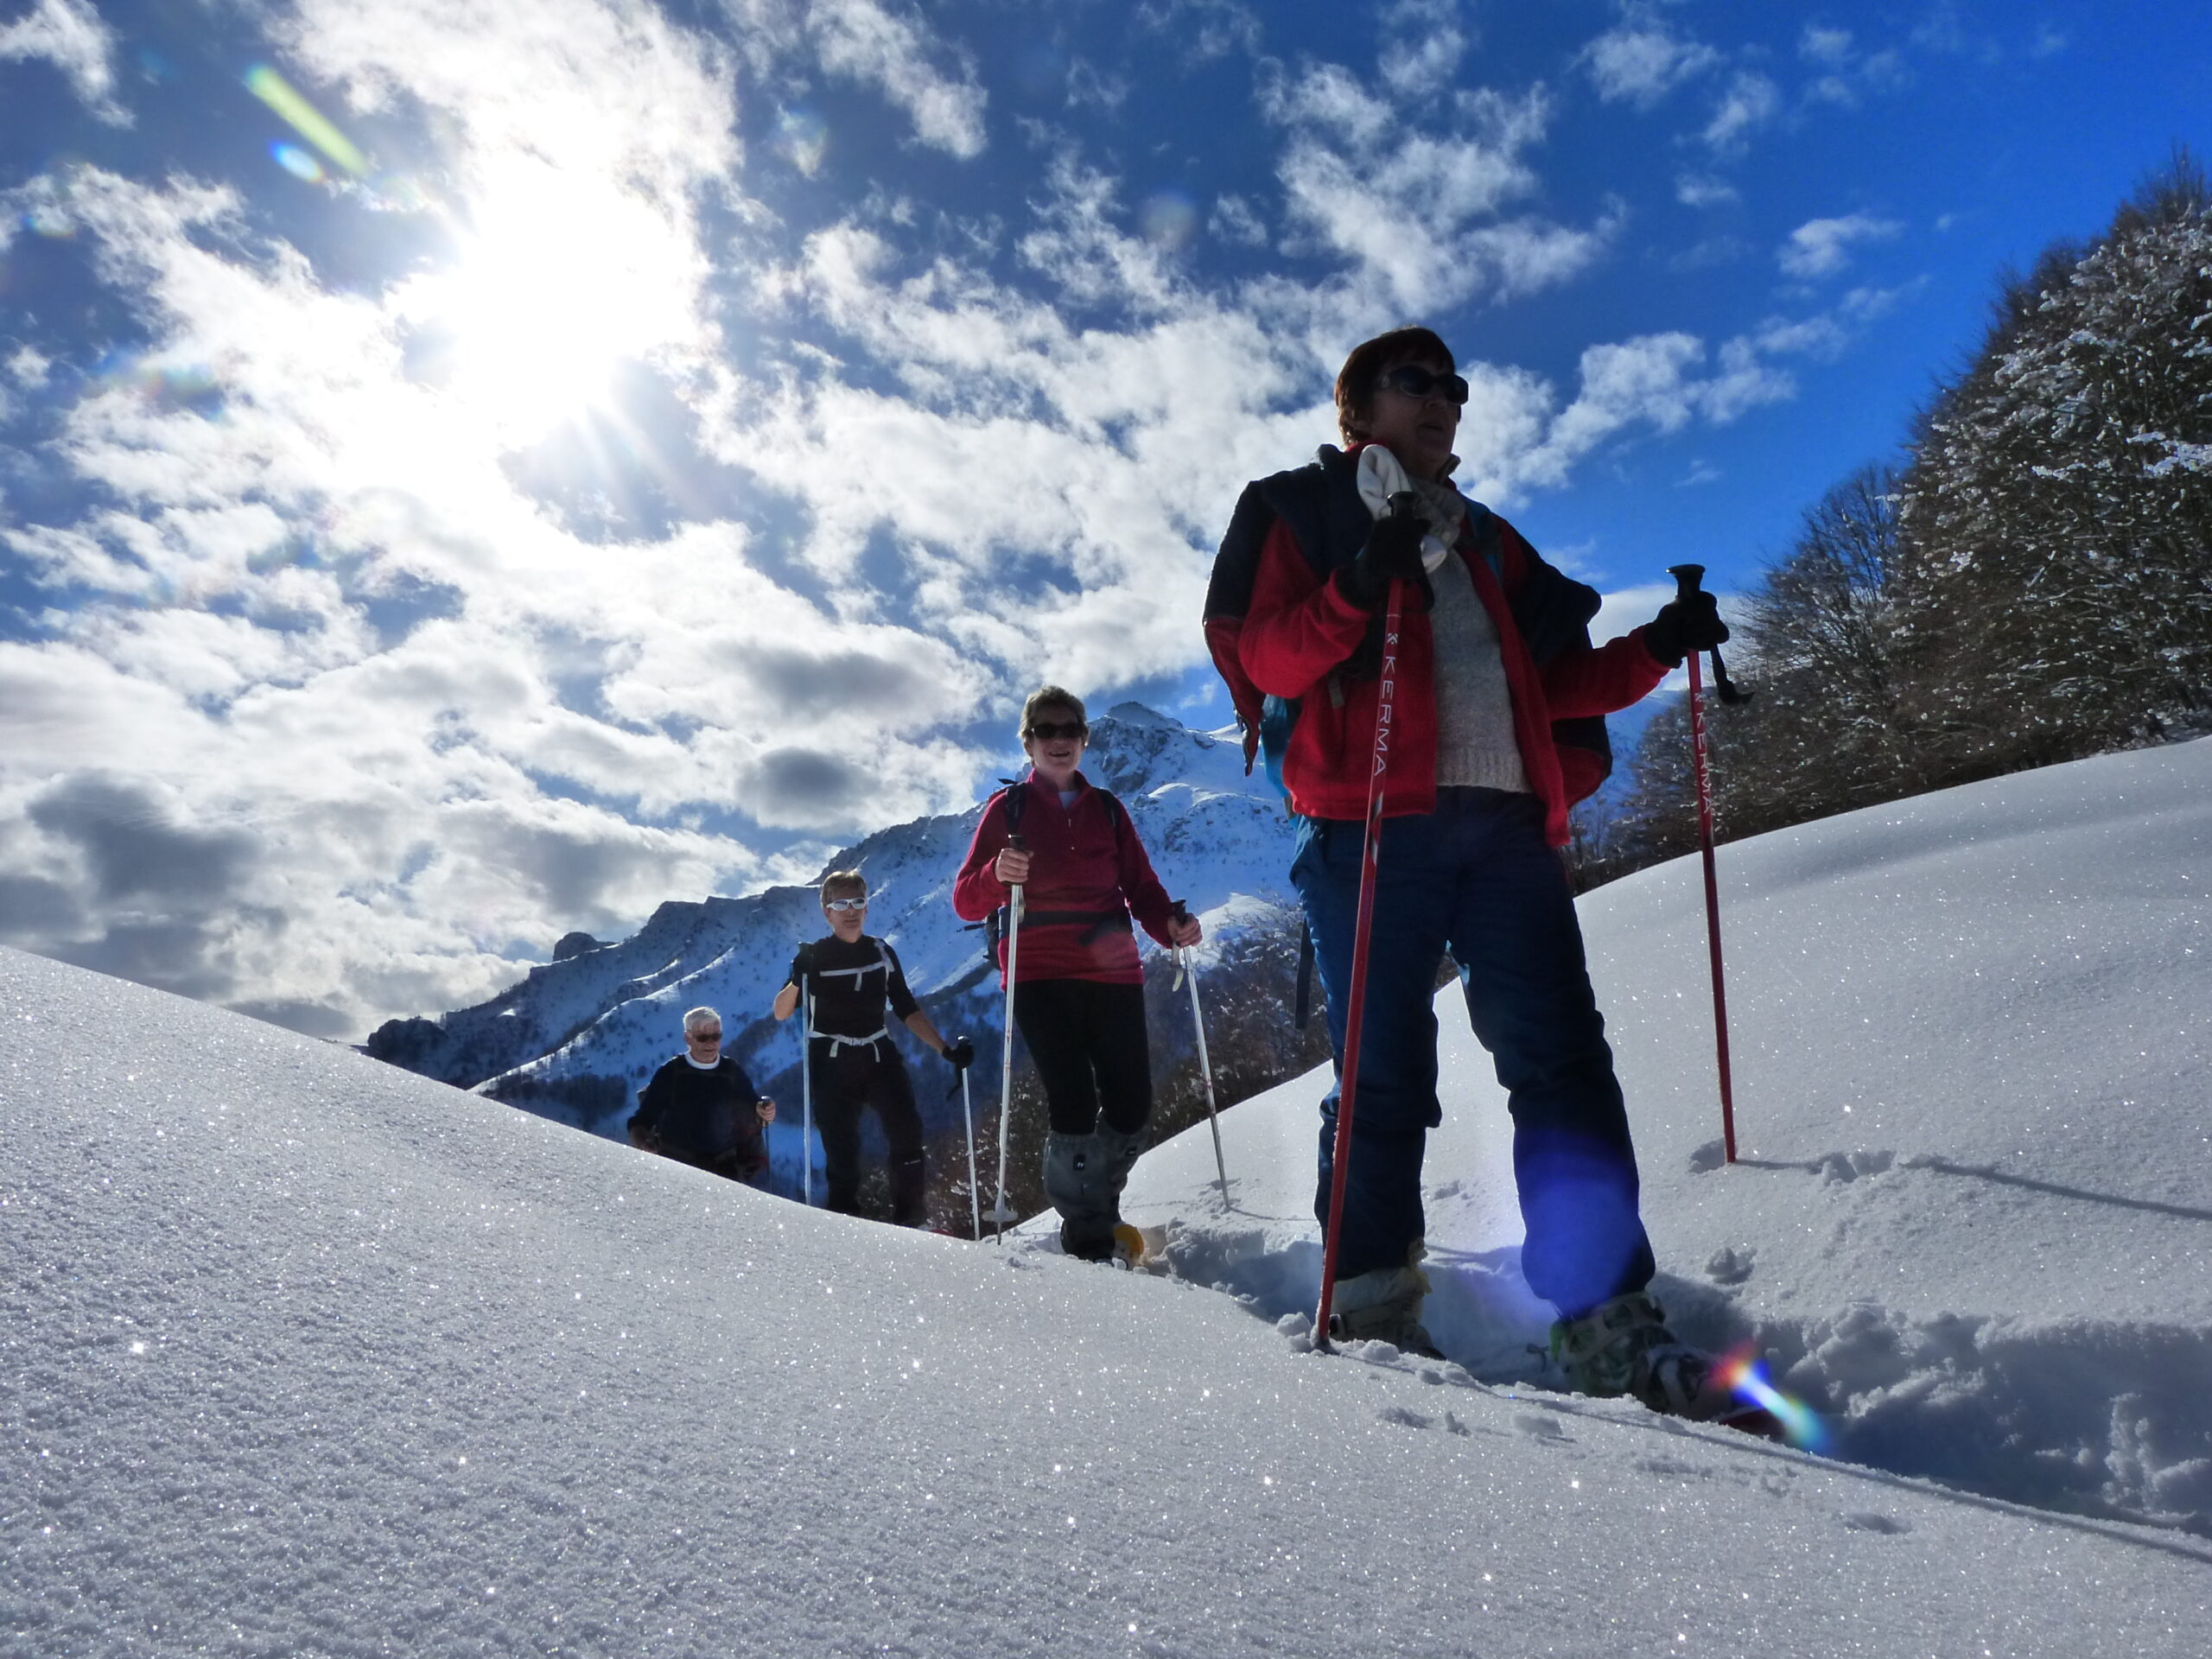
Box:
[953,687,1203,1258]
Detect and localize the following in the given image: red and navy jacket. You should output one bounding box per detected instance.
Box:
[952,771,1179,985]
[1216,443,1670,846]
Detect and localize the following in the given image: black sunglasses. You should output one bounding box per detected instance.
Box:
[1378,364,1470,405]
[1027,720,1088,741]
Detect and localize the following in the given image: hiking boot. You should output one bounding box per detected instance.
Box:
[1549,1291,1739,1420]
[889,1154,928,1227]
[1327,1241,1440,1357]
[1059,1216,1118,1262]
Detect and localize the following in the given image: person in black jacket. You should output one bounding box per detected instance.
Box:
[628,1006,777,1184]
[772,870,972,1225]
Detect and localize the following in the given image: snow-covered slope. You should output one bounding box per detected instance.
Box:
[7,937,2209,1658]
[1124,735,2212,1529]
[366,704,1311,1187]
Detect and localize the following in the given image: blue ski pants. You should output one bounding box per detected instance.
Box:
[1291,786,1656,1318]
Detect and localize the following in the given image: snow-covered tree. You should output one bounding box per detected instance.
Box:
[1897,156,2212,772]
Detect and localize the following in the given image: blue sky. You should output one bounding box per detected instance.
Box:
[3,0,2209,1037]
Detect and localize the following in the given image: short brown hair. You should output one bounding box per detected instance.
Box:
[820,869,867,903]
[1020,685,1087,740]
[1334,327,1455,444]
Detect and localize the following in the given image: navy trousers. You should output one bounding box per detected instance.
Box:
[1292,787,1656,1318]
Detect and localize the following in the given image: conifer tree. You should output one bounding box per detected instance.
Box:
[1897,152,2212,773]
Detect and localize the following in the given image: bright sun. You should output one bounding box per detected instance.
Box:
[394,152,705,443]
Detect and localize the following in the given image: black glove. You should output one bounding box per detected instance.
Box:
[1643,590,1729,667]
[1334,512,1433,613]
[943,1036,975,1071]
[786,945,815,988]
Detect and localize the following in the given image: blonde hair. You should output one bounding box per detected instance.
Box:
[1020,685,1087,740]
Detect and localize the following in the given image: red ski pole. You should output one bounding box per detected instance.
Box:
[1667,563,1738,1164]
[1313,500,1417,1349]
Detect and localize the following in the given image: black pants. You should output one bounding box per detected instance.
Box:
[1013,979,1153,1135]
[812,1039,926,1223]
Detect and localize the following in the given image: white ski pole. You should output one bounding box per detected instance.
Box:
[1172,902,1229,1200]
[990,859,1025,1239]
[800,982,815,1207]
[961,1066,981,1241]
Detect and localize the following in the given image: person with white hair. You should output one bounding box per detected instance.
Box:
[627,1006,778,1185]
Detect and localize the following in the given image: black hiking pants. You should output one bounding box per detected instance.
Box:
[1012,978,1153,1136]
[811,1038,926,1224]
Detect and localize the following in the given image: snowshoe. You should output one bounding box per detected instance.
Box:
[1326,1241,1442,1357]
[1550,1291,1788,1441]
[1111,1222,1166,1272]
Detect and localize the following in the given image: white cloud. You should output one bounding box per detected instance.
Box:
[1379,0,1471,99]
[1701,70,1779,153]
[1016,152,1184,316]
[1675,172,1738,210]
[1065,58,1128,112]
[1577,4,1720,109]
[1778,213,1904,279]
[1135,0,1262,65]
[1800,25,1854,67]
[1515,334,1792,492]
[718,0,988,156]
[1796,25,1906,106]
[1262,66,1611,315]
[1208,193,1268,247]
[0,0,126,124]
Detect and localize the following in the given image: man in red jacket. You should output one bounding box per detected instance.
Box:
[1216,327,1735,1418]
[953,688,1203,1260]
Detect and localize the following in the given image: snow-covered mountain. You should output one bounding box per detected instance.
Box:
[10,736,2212,1656]
[366,704,1325,1210]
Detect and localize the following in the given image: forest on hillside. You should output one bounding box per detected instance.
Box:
[1580,154,2212,881]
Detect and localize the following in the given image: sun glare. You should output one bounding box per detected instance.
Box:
[393,153,704,444]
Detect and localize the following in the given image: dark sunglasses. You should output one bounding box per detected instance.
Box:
[1378,364,1469,405]
[690,1029,723,1042]
[1027,720,1087,741]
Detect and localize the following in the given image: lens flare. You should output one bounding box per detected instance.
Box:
[1718,1345,1829,1452]
[1139,188,1200,253]
[272,143,326,184]
[245,64,368,177]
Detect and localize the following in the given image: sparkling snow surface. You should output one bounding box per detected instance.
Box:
[8,741,2212,1655]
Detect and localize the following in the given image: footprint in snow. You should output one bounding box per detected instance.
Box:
[1841,1512,1913,1535]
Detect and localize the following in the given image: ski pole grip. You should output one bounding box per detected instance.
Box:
[1668,563,1706,601]
[1170,899,1190,925]
[1385,491,1422,520]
